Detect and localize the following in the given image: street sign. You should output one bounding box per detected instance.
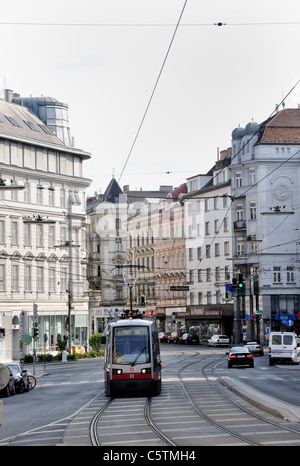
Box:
[170,286,189,291]
[21,333,32,345]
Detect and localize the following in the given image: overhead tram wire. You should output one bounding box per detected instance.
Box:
[0,20,300,28]
[117,0,188,185]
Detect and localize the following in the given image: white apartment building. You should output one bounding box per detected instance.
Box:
[231,108,300,343]
[0,93,91,361]
[184,150,233,340]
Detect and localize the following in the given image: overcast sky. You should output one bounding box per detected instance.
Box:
[1,0,300,196]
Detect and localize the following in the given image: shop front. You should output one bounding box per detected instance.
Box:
[185,305,234,342]
[28,312,88,354]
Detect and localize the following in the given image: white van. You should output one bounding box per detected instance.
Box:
[269,332,300,365]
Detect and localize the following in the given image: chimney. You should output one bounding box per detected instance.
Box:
[4,89,13,103]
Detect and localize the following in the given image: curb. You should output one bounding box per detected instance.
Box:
[220,376,300,423]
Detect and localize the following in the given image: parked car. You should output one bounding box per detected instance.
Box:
[0,366,15,397]
[244,341,264,356]
[5,363,31,393]
[227,346,254,368]
[158,332,171,343]
[168,331,185,344]
[179,333,199,345]
[208,335,230,347]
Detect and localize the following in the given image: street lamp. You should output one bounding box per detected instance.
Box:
[54,241,80,353]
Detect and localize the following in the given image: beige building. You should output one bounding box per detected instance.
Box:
[0,92,91,361]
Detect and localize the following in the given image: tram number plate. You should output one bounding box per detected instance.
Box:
[129,374,135,379]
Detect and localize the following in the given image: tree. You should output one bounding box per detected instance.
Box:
[57,335,68,352]
[89,333,103,351]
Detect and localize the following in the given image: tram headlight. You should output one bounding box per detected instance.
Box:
[113,369,123,375]
[141,368,151,374]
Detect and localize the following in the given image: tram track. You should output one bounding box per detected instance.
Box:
[89,351,300,446]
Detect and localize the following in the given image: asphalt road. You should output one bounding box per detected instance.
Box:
[1,345,300,446]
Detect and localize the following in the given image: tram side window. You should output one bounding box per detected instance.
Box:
[105,331,111,365]
[152,330,160,367]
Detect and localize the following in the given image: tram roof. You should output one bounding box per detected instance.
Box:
[109,318,154,328]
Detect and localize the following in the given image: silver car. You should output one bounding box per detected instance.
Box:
[208,335,230,347]
[244,341,264,356]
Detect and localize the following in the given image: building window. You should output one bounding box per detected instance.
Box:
[205,222,210,235]
[225,266,230,280]
[224,217,229,232]
[214,219,219,233]
[49,266,56,292]
[0,264,5,291]
[224,242,229,256]
[60,266,68,292]
[206,245,211,258]
[24,223,31,247]
[236,204,243,221]
[273,266,281,283]
[0,220,4,244]
[249,201,257,220]
[248,168,256,185]
[37,224,43,247]
[206,268,211,281]
[49,225,55,248]
[236,172,242,188]
[11,221,18,245]
[25,265,32,292]
[37,266,44,292]
[60,188,66,208]
[198,269,202,282]
[287,266,295,283]
[215,243,220,257]
[12,264,19,291]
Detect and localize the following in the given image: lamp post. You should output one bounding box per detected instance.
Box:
[55,241,80,353]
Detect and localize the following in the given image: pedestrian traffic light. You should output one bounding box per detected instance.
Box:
[232,278,237,287]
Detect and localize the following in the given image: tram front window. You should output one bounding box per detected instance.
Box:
[112,326,150,365]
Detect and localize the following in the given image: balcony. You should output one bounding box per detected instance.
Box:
[234,220,246,230]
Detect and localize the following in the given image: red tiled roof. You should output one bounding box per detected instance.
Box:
[259,109,300,143]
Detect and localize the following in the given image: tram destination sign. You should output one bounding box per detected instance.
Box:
[170,285,189,291]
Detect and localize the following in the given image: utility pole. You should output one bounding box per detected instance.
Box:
[32,303,38,376]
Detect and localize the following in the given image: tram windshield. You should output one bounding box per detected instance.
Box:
[112,326,150,365]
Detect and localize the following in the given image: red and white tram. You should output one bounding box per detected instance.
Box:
[102,310,161,397]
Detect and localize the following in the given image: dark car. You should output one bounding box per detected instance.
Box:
[168,331,185,344]
[179,333,199,345]
[0,367,15,397]
[5,363,31,393]
[158,332,171,343]
[244,341,264,356]
[227,346,254,368]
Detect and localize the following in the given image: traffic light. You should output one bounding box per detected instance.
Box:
[238,273,244,288]
[232,278,237,288]
[32,322,39,338]
[225,291,232,301]
[140,296,145,306]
